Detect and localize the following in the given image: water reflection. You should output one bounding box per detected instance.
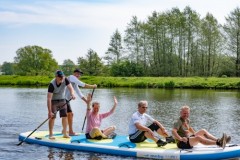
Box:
[48,148,103,160]
[88,155,102,160]
[48,149,73,160]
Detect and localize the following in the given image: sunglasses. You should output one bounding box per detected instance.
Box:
[141,107,148,109]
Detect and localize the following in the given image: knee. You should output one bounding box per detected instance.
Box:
[195,135,203,141]
[153,123,159,128]
[92,127,101,132]
[67,112,73,117]
[111,125,116,131]
[90,127,102,138]
[199,129,207,133]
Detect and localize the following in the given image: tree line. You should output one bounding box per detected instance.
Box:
[1,6,240,77]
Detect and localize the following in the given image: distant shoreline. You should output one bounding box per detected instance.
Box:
[0,75,239,89]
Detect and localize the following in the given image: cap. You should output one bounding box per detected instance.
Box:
[55,70,64,77]
[73,68,83,74]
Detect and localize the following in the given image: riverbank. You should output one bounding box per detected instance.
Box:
[0,75,239,89]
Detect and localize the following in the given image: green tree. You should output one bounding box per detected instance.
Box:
[105,29,123,65]
[124,16,150,76]
[1,62,15,75]
[145,11,161,76]
[164,8,180,76]
[224,7,240,77]
[61,59,76,76]
[78,49,104,76]
[124,16,142,64]
[216,55,235,77]
[182,7,201,76]
[111,60,144,76]
[14,45,58,76]
[106,6,236,77]
[200,13,223,76]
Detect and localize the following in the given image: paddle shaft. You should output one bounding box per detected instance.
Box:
[82,88,95,132]
[17,98,72,146]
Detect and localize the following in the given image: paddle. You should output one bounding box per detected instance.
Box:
[81,88,95,132]
[17,98,72,146]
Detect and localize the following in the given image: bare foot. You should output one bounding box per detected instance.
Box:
[63,135,70,138]
[49,136,55,140]
[69,132,79,136]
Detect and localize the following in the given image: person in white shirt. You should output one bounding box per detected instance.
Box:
[128,100,175,147]
[65,69,97,136]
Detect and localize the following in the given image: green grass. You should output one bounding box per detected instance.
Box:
[0,75,240,89]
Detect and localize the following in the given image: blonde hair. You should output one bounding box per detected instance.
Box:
[180,105,190,112]
[138,100,148,108]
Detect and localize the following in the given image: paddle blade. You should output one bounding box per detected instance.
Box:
[17,141,24,146]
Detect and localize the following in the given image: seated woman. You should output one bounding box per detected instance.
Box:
[85,94,118,140]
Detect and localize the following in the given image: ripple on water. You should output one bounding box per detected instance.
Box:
[1,88,240,160]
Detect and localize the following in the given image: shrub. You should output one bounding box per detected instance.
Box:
[221,75,228,78]
[164,81,175,88]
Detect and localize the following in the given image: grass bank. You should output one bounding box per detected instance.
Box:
[0,75,240,89]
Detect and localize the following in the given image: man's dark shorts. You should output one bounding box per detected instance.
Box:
[177,138,193,149]
[129,123,160,143]
[51,99,67,118]
[66,100,72,113]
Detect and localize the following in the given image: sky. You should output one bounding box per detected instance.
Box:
[0,0,239,65]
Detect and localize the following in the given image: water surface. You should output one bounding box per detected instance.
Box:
[0,87,239,160]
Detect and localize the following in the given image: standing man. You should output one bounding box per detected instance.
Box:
[65,69,97,135]
[47,70,76,139]
[128,100,175,147]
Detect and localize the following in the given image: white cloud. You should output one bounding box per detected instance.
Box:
[0,0,239,64]
[0,1,131,30]
[1,0,238,28]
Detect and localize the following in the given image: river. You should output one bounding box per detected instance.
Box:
[0,87,240,160]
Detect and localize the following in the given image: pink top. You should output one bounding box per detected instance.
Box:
[85,109,114,133]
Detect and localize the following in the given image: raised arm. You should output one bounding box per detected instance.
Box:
[100,96,118,118]
[110,96,118,113]
[86,93,92,110]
